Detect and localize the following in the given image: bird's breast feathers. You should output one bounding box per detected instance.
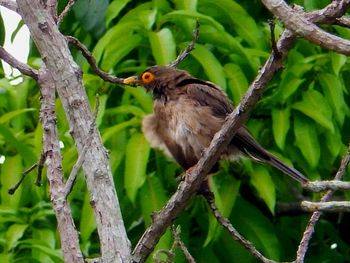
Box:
[142,96,224,162]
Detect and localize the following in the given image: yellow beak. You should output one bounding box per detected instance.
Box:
[123,76,139,86]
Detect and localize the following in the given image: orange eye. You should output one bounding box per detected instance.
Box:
[141,72,155,84]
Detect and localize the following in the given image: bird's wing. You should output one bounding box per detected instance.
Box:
[184,79,234,118]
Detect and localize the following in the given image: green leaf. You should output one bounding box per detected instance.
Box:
[74,0,109,37]
[278,77,305,101]
[106,0,132,27]
[198,0,265,49]
[292,89,334,133]
[124,133,150,204]
[0,108,36,124]
[1,155,23,207]
[100,34,143,70]
[93,21,142,68]
[272,107,291,150]
[191,44,226,89]
[5,224,29,251]
[233,198,281,260]
[18,240,63,262]
[0,124,36,163]
[0,13,5,46]
[200,26,258,77]
[250,166,276,214]
[224,63,248,105]
[124,86,153,113]
[318,73,349,126]
[102,118,140,143]
[160,10,225,32]
[149,28,176,65]
[294,116,320,169]
[174,0,197,10]
[324,127,343,159]
[140,173,167,226]
[331,52,346,76]
[11,20,25,43]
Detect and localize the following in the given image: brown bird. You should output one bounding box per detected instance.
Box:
[123,66,308,184]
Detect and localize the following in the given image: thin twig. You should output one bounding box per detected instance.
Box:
[335,17,350,28]
[8,163,38,194]
[201,190,276,263]
[66,36,125,84]
[35,150,46,186]
[296,143,350,262]
[171,225,196,263]
[305,180,350,192]
[301,201,350,212]
[62,95,100,198]
[0,46,38,79]
[268,20,281,58]
[168,20,200,68]
[57,0,76,25]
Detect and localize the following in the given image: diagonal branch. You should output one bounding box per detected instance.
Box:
[66,36,125,84]
[0,46,38,79]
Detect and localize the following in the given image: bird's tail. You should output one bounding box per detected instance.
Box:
[266,153,308,184]
[233,128,309,184]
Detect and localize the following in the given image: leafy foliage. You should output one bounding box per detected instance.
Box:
[0,0,350,262]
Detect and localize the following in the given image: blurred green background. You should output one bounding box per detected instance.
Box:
[0,0,350,262]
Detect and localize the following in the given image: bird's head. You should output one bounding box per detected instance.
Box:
[123,66,191,98]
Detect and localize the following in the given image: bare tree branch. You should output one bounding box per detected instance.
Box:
[0,0,18,12]
[8,163,38,194]
[0,46,38,79]
[301,201,350,212]
[296,143,350,262]
[171,226,196,263]
[305,180,350,192]
[66,36,125,84]
[63,95,100,199]
[38,68,84,263]
[335,17,350,28]
[261,0,350,55]
[16,0,131,261]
